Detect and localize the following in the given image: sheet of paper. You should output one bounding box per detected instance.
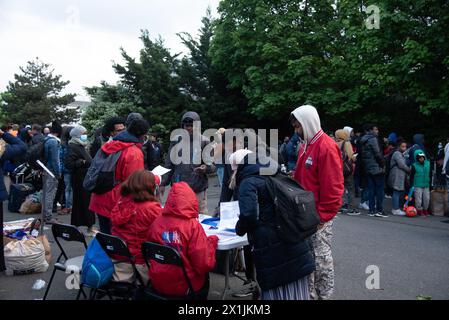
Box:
[219,201,240,230]
[151,165,171,177]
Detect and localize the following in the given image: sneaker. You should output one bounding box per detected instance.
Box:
[391,209,406,216]
[385,195,392,199]
[359,202,370,210]
[346,209,361,216]
[368,211,376,217]
[375,211,389,218]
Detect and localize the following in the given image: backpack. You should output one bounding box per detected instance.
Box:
[340,141,353,177]
[24,137,51,170]
[264,173,320,243]
[384,148,397,180]
[83,148,123,195]
[81,238,114,289]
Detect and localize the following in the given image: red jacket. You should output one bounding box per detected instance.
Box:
[294,130,344,223]
[147,182,218,296]
[111,195,162,265]
[89,133,144,218]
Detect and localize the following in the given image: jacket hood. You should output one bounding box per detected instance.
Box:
[181,111,200,124]
[101,131,141,154]
[343,126,353,137]
[414,149,427,161]
[361,133,376,143]
[388,132,398,144]
[162,182,198,219]
[291,105,321,143]
[335,129,349,142]
[413,134,425,146]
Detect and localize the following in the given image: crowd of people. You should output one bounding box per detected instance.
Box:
[0,105,448,301]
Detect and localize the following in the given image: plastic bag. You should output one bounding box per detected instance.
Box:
[4,237,49,276]
[19,200,42,214]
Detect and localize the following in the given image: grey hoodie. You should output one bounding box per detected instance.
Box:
[163,111,216,193]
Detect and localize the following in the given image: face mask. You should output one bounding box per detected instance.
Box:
[80,135,88,142]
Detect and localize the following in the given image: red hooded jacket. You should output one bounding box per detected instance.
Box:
[147,182,218,296]
[89,132,144,218]
[111,195,162,265]
[294,130,344,223]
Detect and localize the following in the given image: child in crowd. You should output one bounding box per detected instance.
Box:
[147,182,218,299]
[110,170,162,284]
[410,150,431,216]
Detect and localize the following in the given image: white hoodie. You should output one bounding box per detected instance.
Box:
[291,105,322,143]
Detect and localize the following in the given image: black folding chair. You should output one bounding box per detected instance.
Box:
[79,232,145,300]
[141,241,209,300]
[43,223,88,300]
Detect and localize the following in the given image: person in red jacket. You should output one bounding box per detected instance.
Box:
[89,118,150,234]
[110,170,162,284]
[291,105,344,300]
[147,182,218,298]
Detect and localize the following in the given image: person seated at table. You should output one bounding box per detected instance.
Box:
[110,170,162,284]
[230,149,315,300]
[147,182,218,299]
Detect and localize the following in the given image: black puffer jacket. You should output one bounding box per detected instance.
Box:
[235,159,315,291]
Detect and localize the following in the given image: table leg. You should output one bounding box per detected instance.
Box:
[220,250,230,300]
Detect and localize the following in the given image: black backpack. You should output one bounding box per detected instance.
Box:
[83,148,123,195]
[24,137,51,170]
[264,173,320,243]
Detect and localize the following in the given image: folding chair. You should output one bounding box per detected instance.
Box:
[141,241,209,300]
[81,232,145,300]
[43,223,88,300]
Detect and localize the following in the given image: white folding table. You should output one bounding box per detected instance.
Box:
[202,224,259,300]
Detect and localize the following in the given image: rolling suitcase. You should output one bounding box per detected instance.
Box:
[8,183,36,213]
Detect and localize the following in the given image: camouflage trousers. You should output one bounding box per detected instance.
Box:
[308,219,334,300]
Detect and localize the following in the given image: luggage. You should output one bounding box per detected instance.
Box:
[430,190,449,216]
[8,183,36,213]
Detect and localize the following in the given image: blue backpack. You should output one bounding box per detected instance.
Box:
[81,238,114,288]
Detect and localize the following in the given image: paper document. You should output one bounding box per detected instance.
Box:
[219,201,240,230]
[151,165,171,177]
[36,160,55,179]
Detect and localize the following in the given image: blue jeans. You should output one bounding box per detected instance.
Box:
[64,173,73,209]
[367,174,385,213]
[392,190,404,210]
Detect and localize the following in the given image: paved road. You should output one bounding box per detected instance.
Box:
[1,176,449,300]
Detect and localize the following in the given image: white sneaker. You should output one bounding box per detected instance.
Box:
[391,209,406,216]
[359,202,369,210]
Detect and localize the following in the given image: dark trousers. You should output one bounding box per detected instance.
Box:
[97,214,111,234]
[367,174,385,212]
[0,202,5,271]
[243,245,255,281]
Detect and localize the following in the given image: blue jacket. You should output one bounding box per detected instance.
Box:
[59,144,71,174]
[235,160,315,290]
[0,133,27,201]
[44,135,61,176]
[286,133,300,171]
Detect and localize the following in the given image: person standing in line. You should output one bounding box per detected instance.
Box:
[65,125,97,236]
[291,105,344,300]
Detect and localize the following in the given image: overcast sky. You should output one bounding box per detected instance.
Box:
[0,0,220,101]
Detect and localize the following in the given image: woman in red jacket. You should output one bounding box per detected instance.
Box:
[111,170,162,284]
[147,182,218,299]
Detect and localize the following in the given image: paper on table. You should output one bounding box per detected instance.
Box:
[151,165,171,177]
[219,201,240,230]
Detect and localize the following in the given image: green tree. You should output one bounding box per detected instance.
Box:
[3,58,79,124]
[81,82,141,132]
[113,30,186,132]
[177,7,251,129]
